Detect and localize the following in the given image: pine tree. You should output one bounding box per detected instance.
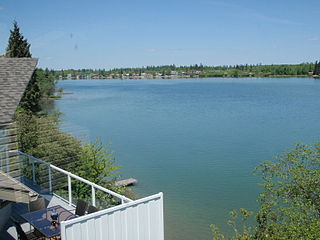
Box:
[313,61,318,75]
[5,21,41,113]
[6,21,31,57]
[313,60,320,75]
[18,73,41,113]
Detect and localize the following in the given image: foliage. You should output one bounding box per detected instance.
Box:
[51,62,315,79]
[15,112,81,192]
[5,21,131,208]
[36,68,57,99]
[15,112,130,207]
[72,139,127,208]
[76,139,120,184]
[18,73,42,113]
[211,143,320,239]
[254,143,320,239]
[5,21,31,58]
[5,22,56,113]
[211,208,254,240]
[18,68,57,114]
[15,112,82,170]
[313,60,320,75]
[5,21,39,113]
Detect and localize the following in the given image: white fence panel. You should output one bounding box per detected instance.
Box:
[61,193,164,240]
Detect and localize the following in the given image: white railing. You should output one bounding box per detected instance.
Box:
[61,192,164,240]
[9,150,132,207]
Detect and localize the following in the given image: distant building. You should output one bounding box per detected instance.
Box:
[67,73,72,80]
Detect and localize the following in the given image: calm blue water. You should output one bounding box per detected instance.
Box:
[56,78,320,240]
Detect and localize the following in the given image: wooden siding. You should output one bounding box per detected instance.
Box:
[0,123,19,177]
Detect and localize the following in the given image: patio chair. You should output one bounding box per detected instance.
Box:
[87,205,98,214]
[29,197,46,212]
[11,217,38,240]
[28,198,46,236]
[75,199,88,216]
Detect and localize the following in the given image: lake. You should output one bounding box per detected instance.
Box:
[56,78,320,240]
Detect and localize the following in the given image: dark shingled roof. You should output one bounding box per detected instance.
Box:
[0,58,38,125]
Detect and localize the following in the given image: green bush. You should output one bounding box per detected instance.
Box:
[212,143,320,240]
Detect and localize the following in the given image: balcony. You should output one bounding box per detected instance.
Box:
[0,151,164,240]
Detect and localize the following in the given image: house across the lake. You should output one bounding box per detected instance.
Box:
[0,58,164,240]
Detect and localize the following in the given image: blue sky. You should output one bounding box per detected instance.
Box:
[0,0,319,69]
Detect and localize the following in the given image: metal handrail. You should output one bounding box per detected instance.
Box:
[9,150,132,206]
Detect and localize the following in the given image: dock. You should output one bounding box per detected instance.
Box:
[115,178,138,187]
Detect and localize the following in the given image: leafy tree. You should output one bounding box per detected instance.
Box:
[76,139,120,186]
[6,21,31,57]
[15,112,82,190]
[72,139,128,208]
[36,68,56,99]
[254,143,320,239]
[211,143,320,240]
[15,113,131,207]
[211,208,254,240]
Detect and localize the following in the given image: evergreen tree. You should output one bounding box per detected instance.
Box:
[313,61,318,75]
[6,21,31,57]
[317,61,320,75]
[18,72,41,113]
[5,21,42,113]
[312,60,320,75]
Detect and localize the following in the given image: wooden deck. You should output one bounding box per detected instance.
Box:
[115,178,138,187]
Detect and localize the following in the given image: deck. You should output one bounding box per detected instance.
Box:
[115,178,138,187]
[0,151,164,240]
[0,175,74,240]
[1,185,74,239]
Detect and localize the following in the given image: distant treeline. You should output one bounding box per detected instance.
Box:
[47,62,320,79]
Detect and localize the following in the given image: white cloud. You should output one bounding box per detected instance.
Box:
[309,37,320,41]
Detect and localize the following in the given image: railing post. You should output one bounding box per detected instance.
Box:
[68,174,72,206]
[48,165,52,193]
[91,185,96,207]
[9,151,133,207]
[5,145,9,174]
[31,157,35,184]
[0,148,2,171]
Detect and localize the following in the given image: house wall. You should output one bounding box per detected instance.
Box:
[61,193,164,240]
[0,125,7,172]
[0,123,19,177]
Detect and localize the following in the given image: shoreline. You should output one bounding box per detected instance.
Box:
[58,75,314,81]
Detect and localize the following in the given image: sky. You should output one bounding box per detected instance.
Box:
[0,0,319,69]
